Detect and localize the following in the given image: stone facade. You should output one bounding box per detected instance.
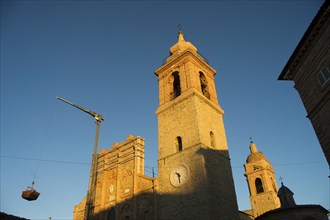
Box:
[244,143,281,218]
[73,135,157,220]
[278,0,330,166]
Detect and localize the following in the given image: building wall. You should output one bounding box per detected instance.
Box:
[255,205,329,220]
[292,19,330,165]
[278,1,330,166]
[73,135,157,220]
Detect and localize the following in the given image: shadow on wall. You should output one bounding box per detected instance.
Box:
[92,147,239,220]
[93,191,155,220]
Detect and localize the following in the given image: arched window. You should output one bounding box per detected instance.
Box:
[199,72,210,99]
[255,178,264,194]
[176,136,183,152]
[173,71,181,99]
[210,131,215,148]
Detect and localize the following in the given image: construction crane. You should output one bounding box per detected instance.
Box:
[56,96,104,220]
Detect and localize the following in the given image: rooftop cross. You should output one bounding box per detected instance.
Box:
[279,176,284,185]
[177,23,183,33]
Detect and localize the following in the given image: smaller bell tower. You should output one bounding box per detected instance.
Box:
[244,141,281,218]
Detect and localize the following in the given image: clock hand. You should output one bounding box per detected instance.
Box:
[175,172,181,183]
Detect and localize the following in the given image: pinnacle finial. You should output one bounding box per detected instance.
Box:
[249,139,258,153]
[178,31,185,42]
[177,23,185,42]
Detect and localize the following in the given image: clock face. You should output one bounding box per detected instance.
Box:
[170,164,189,187]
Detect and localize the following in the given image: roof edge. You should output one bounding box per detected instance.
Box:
[278,0,330,81]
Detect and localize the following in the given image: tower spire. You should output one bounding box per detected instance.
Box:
[249,141,258,153]
[178,31,185,42]
[166,29,197,57]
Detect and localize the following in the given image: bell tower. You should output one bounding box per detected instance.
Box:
[244,141,281,218]
[155,32,239,219]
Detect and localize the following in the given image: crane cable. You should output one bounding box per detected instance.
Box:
[31,100,57,184]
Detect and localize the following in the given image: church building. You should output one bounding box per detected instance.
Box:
[73,17,329,219]
[73,32,240,219]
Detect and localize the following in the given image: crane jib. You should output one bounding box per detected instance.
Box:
[56,96,105,121]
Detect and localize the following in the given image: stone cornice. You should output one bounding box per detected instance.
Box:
[155,87,224,116]
[155,50,216,77]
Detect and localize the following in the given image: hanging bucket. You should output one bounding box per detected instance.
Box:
[22,181,40,201]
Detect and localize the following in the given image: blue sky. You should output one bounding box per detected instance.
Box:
[1,0,328,219]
